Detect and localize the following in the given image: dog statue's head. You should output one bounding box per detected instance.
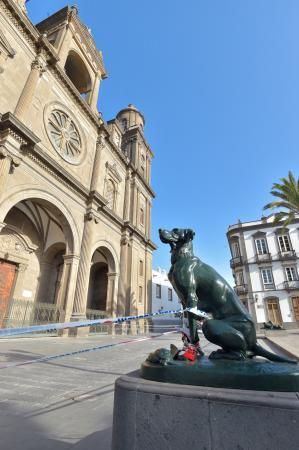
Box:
[159,228,195,249]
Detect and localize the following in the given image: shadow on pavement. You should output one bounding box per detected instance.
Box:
[0,406,112,450]
[73,428,112,449]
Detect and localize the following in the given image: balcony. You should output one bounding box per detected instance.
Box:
[263,283,276,291]
[278,250,297,261]
[234,284,248,295]
[283,280,299,291]
[255,253,272,264]
[230,256,243,268]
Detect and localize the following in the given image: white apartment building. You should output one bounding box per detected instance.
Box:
[227,215,299,328]
[152,268,181,317]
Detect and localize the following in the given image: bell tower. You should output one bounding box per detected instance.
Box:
[36,6,107,112]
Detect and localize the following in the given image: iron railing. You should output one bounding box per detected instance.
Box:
[278,250,297,260]
[255,253,272,263]
[0,299,65,333]
[283,280,299,291]
[234,284,248,295]
[86,308,109,333]
[230,256,244,268]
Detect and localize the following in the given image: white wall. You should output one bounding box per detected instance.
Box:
[230,216,299,324]
[151,268,181,318]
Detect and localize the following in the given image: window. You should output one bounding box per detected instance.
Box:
[138,286,143,303]
[139,260,144,277]
[156,284,161,298]
[255,238,268,255]
[232,242,240,258]
[121,118,128,131]
[278,235,291,253]
[168,288,173,301]
[261,268,274,289]
[285,266,298,281]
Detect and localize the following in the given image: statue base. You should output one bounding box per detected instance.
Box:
[112,371,299,450]
[141,355,299,392]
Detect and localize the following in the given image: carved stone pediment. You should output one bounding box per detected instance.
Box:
[105,161,122,182]
[0,224,39,255]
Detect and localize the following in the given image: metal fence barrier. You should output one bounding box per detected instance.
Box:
[0,299,65,334]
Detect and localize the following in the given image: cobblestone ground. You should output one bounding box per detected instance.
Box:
[0,331,215,450]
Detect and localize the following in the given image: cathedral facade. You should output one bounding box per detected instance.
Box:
[0,0,156,330]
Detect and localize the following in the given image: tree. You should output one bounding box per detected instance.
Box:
[263,171,299,228]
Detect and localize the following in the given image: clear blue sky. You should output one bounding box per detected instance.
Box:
[27,0,299,283]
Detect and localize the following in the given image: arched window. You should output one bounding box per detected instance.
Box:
[105,179,116,210]
[64,50,92,98]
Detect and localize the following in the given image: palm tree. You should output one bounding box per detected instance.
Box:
[263,171,299,228]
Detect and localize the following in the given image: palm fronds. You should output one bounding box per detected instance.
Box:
[263,171,299,228]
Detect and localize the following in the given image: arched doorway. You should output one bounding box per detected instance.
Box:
[0,197,75,327]
[87,246,117,315]
[88,262,108,311]
[265,297,283,326]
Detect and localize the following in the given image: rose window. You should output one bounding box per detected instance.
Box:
[48,110,82,163]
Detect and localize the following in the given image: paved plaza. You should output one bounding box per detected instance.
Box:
[0,331,214,450]
[0,330,297,450]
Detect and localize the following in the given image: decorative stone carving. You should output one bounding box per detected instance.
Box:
[0,234,25,255]
[105,161,122,182]
[0,29,16,71]
[47,109,83,164]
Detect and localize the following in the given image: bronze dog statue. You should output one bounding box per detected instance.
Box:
[159,227,296,363]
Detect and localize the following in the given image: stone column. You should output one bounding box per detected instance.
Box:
[146,155,151,184]
[131,137,138,166]
[118,236,129,316]
[130,181,138,225]
[90,134,105,192]
[145,249,153,314]
[71,214,95,320]
[147,201,152,240]
[89,74,101,111]
[14,57,46,121]
[106,272,118,316]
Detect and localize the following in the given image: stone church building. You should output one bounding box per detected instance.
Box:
[0,0,156,330]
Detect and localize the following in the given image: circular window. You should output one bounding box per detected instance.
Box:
[47,109,82,164]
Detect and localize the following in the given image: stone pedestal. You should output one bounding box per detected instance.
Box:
[112,371,299,450]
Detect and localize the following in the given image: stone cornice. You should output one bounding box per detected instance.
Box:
[227,219,299,237]
[27,143,89,201]
[122,221,157,250]
[0,112,40,146]
[130,168,156,198]
[2,0,39,49]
